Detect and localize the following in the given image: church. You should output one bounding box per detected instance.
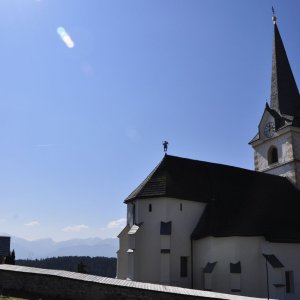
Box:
[117,16,300,300]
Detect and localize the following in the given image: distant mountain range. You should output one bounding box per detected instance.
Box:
[4,235,118,259]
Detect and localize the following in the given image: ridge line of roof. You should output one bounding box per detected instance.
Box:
[165,154,290,180]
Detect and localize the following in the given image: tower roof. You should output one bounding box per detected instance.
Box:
[270,21,300,117]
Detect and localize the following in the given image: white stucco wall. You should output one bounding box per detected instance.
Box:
[117,197,206,287]
[117,225,129,279]
[193,236,300,300]
[135,197,206,287]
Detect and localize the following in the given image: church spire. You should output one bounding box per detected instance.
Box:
[270,16,300,117]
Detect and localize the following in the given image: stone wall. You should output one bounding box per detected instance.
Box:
[0,265,264,300]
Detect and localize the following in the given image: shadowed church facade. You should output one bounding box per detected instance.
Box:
[117,17,300,300]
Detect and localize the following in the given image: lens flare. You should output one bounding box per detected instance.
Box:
[57,27,75,48]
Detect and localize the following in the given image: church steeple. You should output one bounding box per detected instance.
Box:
[270,16,300,117]
[250,15,300,189]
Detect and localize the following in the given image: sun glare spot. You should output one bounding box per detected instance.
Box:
[57,26,75,49]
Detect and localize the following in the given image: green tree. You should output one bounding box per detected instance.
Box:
[5,249,16,265]
[77,261,87,274]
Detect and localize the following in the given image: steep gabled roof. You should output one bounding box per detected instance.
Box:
[270,21,300,118]
[191,172,300,242]
[125,157,167,201]
[125,155,300,242]
[125,154,250,203]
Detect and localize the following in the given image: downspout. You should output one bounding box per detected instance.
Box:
[265,258,269,300]
[191,238,194,289]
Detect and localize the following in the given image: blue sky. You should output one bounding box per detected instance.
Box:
[0,0,299,241]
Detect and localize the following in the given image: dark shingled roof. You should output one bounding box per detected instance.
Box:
[125,155,216,203]
[125,155,300,243]
[270,22,300,118]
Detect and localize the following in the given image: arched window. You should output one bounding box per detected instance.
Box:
[268,146,278,165]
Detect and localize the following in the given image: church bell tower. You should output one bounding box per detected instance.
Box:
[249,15,300,189]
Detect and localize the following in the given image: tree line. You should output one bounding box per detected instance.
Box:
[16,256,117,278]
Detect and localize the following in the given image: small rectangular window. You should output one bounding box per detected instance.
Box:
[230,261,241,273]
[160,221,172,235]
[161,249,170,254]
[180,203,182,211]
[180,256,188,277]
[149,203,152,212]
[285,271,294,293]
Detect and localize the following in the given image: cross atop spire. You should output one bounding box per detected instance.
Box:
[272,6,277,24]
[270,18,300,118]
